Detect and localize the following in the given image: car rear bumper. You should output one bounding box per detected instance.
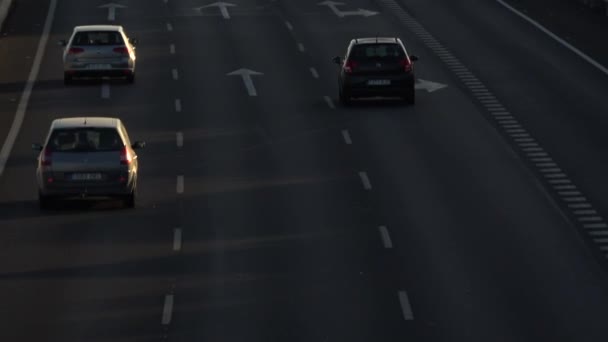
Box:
[64,68,134,78]
[342,73,415,97]
[38,176,136,198]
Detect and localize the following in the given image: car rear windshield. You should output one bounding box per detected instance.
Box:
[349,43,405,61]
[48,128,124,152]
[72,31,124,46]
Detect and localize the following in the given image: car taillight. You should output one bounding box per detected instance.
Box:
[68,47,84,55]
[120,146,132,165]
[400,58,413,72]
[113,46,129,55]
[41,148,52,166]
[344,60,358,74]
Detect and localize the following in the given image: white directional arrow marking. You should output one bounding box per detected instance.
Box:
[415,79,448,93]
[196,2,237,19]
[227,68,263,96]
[318,1,378,18]
[98,3,127,21]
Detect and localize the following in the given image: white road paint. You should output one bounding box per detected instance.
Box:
[177,175,184,194]
[176,132,183,147]
[324,96,335,109]
[98,3,127,21]
[574,210,597,215]
[359,171,372,190]
[378,226,393,248]
[578,216,603,222]
[415,79,447,93]
[196,2,236,19]
[563,197,587,202]
[298,43,305,52]
[0,0,57,178]
[398,291,414,320]
[318,1,378,17]
[589,230,608,236]
[101,83,110,99]
[170,44,176,54]
[167,22,173,31]
[285,21,293,31]
[161,294,174,325]
[584,223,608,229]
[569,203,592,209]
[227,68,263,96]
[558,190,581,196]
[341,129,352,145]
[497,0,608,77]
[310,67,319,79]
[175,99,182,112]
[173,228,182,251]
[172,68,179,80]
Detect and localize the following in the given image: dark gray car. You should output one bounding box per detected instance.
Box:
[33,117,145,209]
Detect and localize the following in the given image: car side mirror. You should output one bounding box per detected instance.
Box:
[410,55,419,62]
[58,40,67,47]
[132,141,146,149]
[129,38,139,46]
[32,143,43,151]
[332,56,342,65]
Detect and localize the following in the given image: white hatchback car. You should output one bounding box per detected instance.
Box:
[60,25,137,84]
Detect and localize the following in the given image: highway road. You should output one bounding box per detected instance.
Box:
[1,0,608,341]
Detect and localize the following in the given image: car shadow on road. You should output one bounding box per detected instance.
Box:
[0,198,131,220]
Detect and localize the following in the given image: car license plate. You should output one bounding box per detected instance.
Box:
[71,173,103,181]
[368,80,391,86]
[87,64,111,70]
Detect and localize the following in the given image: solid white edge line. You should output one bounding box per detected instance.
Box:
[176,132,183,147]
[177,175,184,194]
[161,294,174,325]
[398,291,414,320]
[341,129,352,145]
[0,0,57,178]
[173,228,182,251]
[496,0,608,77]
[378,226,393,248]
[359,171,372,190]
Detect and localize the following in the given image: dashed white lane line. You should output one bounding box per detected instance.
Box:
[574,210,597,215]
[101,83,110,99]
[176,132,183,148]
[578,216,603,222]
[324,96,335,109]
[172,68,179,80]
[310,67,319,79]
[173,228,182,251]
[569,203,592,209]
[341,129,352,145]
[166,22,173,31]
[358,171,372,190]
[584,223,608,229]
[161,294,174,325]
[496,0,608,77]
[298,43,305,52]
[0,0,57,178]
[285,21,293,31]
[170,44,176,54]
[175,99,182,112]
[398,291,414,321]
[176,175,184,194]
[378,226,393,249]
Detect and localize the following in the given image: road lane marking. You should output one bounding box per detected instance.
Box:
[176,132,183,147]
[324,96,335,109]
[342,129,352,145]
[398,291,414,320]
[569,203,592,209]
[548,179,571,184]
[298,43,305,52]
[285,21,293,31]
[578,216,603,222]
[563,197,587,202]
[378,226,393,248]
[585,223,608,229]
[496,0,608,77]
[359,172,372,190]
[170,44,176,54]
[589,230,608,236]
[161,294,174,325]
[0,0,57,178]
[541,168,562,173]
[101,83,110,99]
[175,99,182,112]
[172,68,179,80]
[553,184,575,190]
[310,67,319,79]
[544,173,566,179]
[558,190,581,196]
[173,228,182,251]
[177,175,184,194]
[167,22,173,31]
[574,210,597,215]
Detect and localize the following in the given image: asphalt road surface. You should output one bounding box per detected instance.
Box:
[1,0,608,341]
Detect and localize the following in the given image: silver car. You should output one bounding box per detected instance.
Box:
[60,25,137,84]
[33,117,145,209]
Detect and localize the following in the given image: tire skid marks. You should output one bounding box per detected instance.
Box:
[375,0,608,258]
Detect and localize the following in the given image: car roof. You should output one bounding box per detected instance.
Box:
[73,25,123,33]
[352,37,401,45]
[50,117,122,130]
